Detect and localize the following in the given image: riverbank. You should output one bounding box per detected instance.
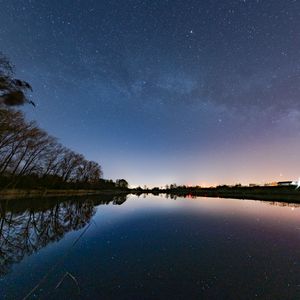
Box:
[2,186,300,204]
[0,188,128,200]
[154,186,300,203]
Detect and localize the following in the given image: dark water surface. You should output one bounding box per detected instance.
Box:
[0,194,300,299]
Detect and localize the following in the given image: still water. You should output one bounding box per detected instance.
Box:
[0,194,299,299]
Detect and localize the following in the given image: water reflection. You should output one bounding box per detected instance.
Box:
[1,194,300,299]
[263,200,300,208]
[162,192,300,207]
[0,195,127,276]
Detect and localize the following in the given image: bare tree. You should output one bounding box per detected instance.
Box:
[0,108,104,187]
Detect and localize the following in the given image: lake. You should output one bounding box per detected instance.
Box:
[0,194,300,299]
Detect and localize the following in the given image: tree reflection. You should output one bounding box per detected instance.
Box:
[0,195,127,276]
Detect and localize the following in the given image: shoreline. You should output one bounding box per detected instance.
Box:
[1,186,300,204]
[136,186,300,204]
[0,188,128,200]
[166,190,300,203]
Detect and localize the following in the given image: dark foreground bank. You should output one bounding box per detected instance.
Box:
[2,185,300,203]
[134,185,300,203]
[0,188,129,200]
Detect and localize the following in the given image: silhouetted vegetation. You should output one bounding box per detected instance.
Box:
[115,179,129,189]
[0,55,129,191]
[0,53,35,107]
[131,184,300,203]
[0,108,129,190]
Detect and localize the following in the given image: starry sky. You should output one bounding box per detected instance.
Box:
[1,0,300,187]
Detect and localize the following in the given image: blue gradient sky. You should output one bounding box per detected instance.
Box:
[1,0,300,187]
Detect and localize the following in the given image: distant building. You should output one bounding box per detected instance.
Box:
[277,181,293,186]
[264,182,277,187]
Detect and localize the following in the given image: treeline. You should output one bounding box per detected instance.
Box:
[0,108,128,190]
[131,184,300,203]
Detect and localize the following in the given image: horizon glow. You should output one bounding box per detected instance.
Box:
[1,0,300,187]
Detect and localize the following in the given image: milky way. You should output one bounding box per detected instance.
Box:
[1,0,300,186]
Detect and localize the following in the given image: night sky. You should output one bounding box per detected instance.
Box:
[1,0,300,187]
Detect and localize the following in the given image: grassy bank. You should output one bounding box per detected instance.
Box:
[161,186,300,203]
[2,186,300,204]
[131,185,300,203]
[0,188,129,200]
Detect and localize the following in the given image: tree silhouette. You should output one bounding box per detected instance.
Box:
[115,179,129,189]
[0,109,104,188]
[0,53,35,107]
